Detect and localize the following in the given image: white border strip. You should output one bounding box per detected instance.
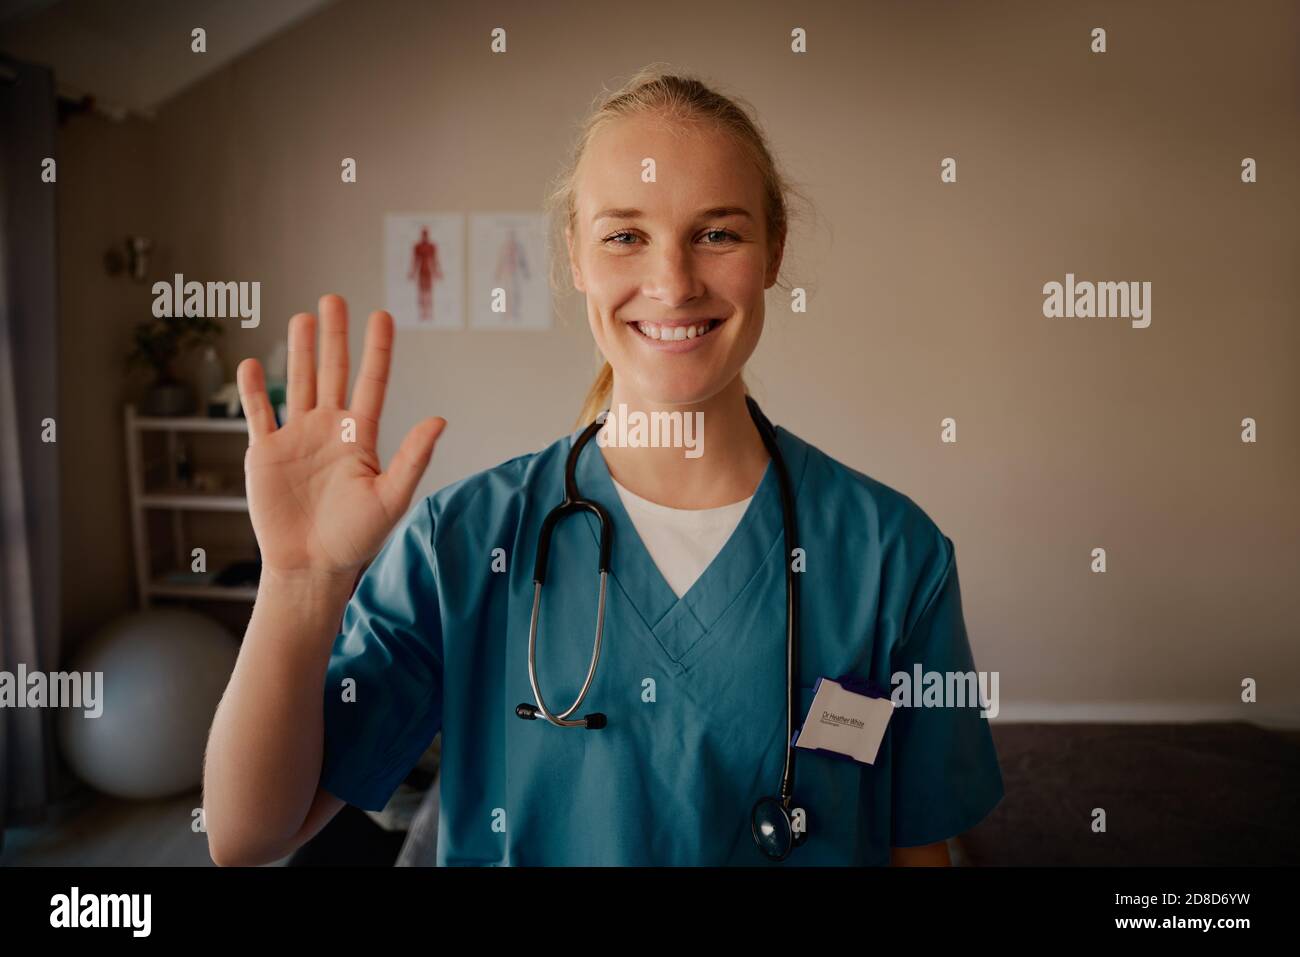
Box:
[989,701,1300,730]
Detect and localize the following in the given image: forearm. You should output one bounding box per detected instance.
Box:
[202,567,355,864]
[891,840,953,866]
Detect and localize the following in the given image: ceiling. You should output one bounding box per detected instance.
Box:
[0,0,334,118]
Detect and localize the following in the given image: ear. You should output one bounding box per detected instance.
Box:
[566,224,586,292]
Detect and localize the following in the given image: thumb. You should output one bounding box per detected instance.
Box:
[376,417,446,517]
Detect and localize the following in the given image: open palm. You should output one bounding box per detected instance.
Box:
[237,295,446,578]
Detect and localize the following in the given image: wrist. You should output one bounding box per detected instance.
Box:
[258,565,359,603]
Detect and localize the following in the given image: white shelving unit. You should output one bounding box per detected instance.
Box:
[124,404,258,607]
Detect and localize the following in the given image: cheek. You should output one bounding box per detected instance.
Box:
[585,274,637,341]
[730,261,764,298]
[714,258,769,315]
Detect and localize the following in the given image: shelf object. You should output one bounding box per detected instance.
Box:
[139,492,248,511]
[147,576,258,603]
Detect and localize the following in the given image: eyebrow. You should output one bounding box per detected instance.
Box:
[591,206,755,225]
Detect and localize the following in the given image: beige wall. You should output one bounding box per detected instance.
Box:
[57,0,1300,723]
[56,111,160,648]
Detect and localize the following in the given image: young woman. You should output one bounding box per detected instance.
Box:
[203,68,1003,867]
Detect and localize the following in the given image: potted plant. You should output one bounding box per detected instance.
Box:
[126,313,224,416]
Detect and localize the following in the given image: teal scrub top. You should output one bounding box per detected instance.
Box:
[319,422,1004,865]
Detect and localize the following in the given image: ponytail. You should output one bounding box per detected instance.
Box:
[575,361,615,430]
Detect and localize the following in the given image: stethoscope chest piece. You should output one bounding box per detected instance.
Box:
[751,795,809,862]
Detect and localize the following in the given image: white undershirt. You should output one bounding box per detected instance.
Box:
[609,476,754,599]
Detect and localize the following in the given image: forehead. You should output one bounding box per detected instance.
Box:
[574,115,762,221]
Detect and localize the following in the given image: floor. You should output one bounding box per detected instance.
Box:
[961,721,1300,865]
[0,787,290,867]
[7,721,1295,866]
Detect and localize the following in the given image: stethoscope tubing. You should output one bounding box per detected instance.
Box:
[520,399,803,850]
[525,573,608,726]
[519,413,613,728]
[748,395,801,809]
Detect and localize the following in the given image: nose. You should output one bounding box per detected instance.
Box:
[643,242,704,308]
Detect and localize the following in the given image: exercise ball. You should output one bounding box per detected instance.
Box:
[58,608,239,800]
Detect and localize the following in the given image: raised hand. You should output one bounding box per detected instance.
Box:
[236,294,446,580]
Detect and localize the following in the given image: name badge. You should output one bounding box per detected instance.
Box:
[792,674,894,765]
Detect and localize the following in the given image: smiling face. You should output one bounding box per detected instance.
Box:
[567,115,783,407]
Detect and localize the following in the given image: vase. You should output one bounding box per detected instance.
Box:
[142,381,197,416]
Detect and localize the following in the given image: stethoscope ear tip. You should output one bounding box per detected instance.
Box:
[584,712,607,730]
[516,703,539,720]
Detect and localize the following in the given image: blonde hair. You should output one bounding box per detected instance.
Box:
[544,64,808,429]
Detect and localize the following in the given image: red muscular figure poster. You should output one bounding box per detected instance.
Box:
[384,213,464,329]
[408,227,443,323]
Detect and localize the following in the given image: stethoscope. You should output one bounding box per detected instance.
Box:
[514,395,808,861]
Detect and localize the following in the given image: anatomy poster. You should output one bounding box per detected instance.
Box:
[384,213,464,329]
[469,212,550,331]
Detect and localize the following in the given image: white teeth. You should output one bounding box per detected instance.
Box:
[633,320,718,341]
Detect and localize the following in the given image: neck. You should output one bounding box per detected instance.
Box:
[598,375,770,509]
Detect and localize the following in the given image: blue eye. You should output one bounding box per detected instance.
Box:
[600,228,740,246]
[702,228,740,244]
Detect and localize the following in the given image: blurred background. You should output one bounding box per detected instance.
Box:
[0,0,1296,867]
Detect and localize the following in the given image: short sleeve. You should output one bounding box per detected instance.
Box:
[319,496,444,812]
[888,534,1004,847]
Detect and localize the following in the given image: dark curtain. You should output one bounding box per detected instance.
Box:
[0,54,62,851]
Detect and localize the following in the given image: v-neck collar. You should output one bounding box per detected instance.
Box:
[573,419,810,671]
